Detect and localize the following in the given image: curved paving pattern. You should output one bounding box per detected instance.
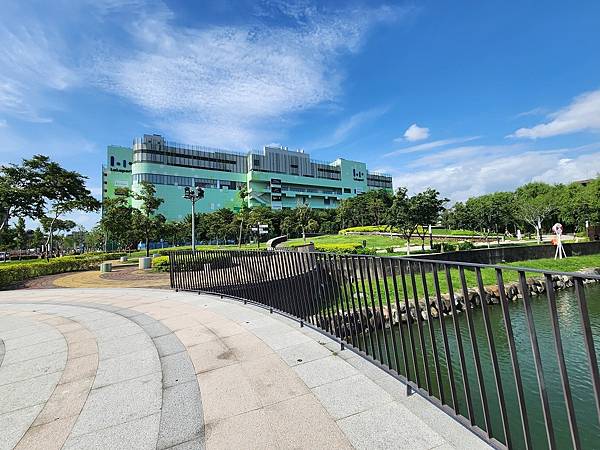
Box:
[0,289,492,450]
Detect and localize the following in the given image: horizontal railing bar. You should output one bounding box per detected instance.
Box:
[169,249,600,281]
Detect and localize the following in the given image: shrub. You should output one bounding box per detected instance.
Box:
[152,256,170,272]
[457,241,475,251]
[431,242,457,252]
[309,243,376,255]
[0,252,125,289]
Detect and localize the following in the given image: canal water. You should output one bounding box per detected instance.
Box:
[361,283,600,449]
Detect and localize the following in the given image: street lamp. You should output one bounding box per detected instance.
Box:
[183,186,204,251]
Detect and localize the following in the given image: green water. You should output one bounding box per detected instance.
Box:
[353,284,600,449]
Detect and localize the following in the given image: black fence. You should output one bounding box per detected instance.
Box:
[169,250,600,450]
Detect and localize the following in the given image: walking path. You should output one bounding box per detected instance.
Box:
[0,288,491,450]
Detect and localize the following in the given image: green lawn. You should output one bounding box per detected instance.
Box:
[339,225,500,237]
[354,254,600,305]
[285,233,407,250]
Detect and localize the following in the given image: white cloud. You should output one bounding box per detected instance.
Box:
[402,123,429,142]
[384,136,480,157]
[389,142,600,201]
[510,89,600,139]
[308,106,389,150]
[0,20,77,122]
[0,119,6,128]
[90,3,405,148]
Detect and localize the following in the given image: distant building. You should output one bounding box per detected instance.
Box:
[102,134,393,221]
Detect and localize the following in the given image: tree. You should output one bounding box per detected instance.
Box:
[100,196,135,251]
[412,188,447,250]
[386,187,419,255]
[30,156,101,257]
[515,182,557,243]
[14,218,27,259]
[0,155,50,232]
[295,203,313,243]
[131,181,165,257]
[31,227,44,253]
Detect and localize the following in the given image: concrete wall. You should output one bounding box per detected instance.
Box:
[410,241,600,265]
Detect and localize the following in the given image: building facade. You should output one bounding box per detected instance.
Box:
[102,134,393,221]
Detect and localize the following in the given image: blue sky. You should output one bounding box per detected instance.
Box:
[2,0,600,228]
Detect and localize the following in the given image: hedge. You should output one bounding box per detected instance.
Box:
[0,252,125,289]
[152,256,170,272]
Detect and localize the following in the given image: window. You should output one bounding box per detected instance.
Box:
[110,156,115,166]
[344,188,351,194]
[123,159,127,167]
[324,198,331,205]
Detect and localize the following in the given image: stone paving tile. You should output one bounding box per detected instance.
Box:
[337,401,446,450]
[15,415,78,450]
[198,363,261,423]
[187,339,236,374]
[0,335,67,366]
[0,351,67,387]
[4,330,64,350]
[161,314,202,332]
[64,413,160,450]
[175,325,216,347]
[221,332,274,362]
[33,377,94,426]
[93,348,160,388]
[161,352,197,388]
[344,354,391,381]
[241,354,309,407]
[0,371,62,414]
[60,353,98,384]
[205,408,278,450]
[167,438,204,449]
[154,333,187,357]
[312,374,394,420]
[276,339,332,366]
[96,332,150,360]
[69,373,162,437]
[254,328,313,350]
[264,393,353,450]
[68,338,98,359]
[0,405,43,450]
[157,380,204,449]
[203,319,247,338]
[292,355,357,388]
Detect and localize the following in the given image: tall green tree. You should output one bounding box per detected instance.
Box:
[131,181,165,257]
[386,187,419,255]
[412,188,447,250]
[515,182,557,243]
[14,218,27,259]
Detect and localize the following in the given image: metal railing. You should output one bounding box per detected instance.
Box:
[169,250,600,449]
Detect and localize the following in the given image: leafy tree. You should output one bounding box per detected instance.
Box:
[0,155,50,232]
[31,227,44,252]
[295,203,313,242]
[85,225,105,251]
[14,218,28,259]
[131,181,165,257]
[386,187,419,255]
[412,188,447,250]
[100,195,135,251]
[515,182,557,243]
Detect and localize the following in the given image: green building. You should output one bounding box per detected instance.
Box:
[102,134,393,221]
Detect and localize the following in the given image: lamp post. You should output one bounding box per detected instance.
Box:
[183,186,204,251]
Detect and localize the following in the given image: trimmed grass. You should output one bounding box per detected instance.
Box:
[361,254,600,305]
[339,225,499,237]
[285,233,407,250]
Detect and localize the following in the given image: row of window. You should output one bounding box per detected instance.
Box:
[133,150,248,174]
[132,173,243,190]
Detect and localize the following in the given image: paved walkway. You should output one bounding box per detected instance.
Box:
[0,288,491,450]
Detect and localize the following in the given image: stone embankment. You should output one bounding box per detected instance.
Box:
[318,268,600,335]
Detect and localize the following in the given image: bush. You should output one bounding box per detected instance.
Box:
[457,241,475,251]
[310,243,376,255]
[0,252,125,289]
[431,242,457,252]
[339,225,388,234]
[152,256,170,272]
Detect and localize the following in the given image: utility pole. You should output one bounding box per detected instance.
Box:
[183,186,204,251]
